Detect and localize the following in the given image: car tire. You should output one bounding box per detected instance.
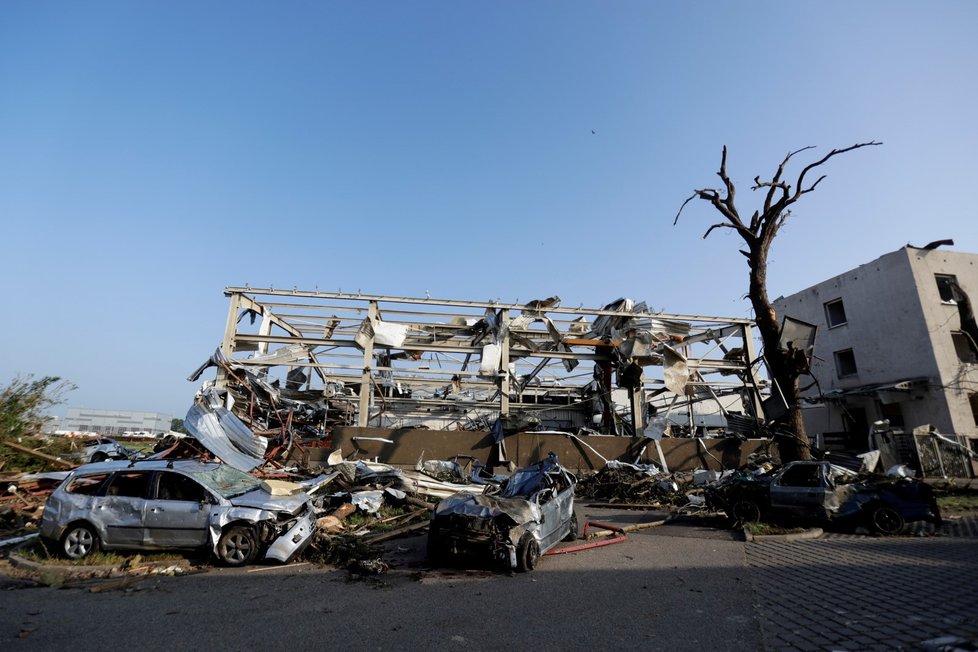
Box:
[516,533,540,573]
[563,510,579,542]
[426,525,445,566]
[870,506,905,535]
[731,500,762,523]
[217,525,258,567]
[61,523,99,560]
[90,452,108,463]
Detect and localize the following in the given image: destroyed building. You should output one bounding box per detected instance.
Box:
[186,288,778,472]
[773,244,978,477]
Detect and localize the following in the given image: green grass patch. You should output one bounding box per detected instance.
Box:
[744,521,809,536]
[18,540,187,567]
[937,493,978,511]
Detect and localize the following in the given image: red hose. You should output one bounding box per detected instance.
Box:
[545,520,627,555]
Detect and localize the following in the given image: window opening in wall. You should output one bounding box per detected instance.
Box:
[936,274,959,303]
[824,299,848,328]
[970,394,978,427]
[834,349,858,378]
[878,401,905,429]
[952,331,978,363]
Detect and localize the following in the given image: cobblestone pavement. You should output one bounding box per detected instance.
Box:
[820,513,978,539]
[746,536,978,651]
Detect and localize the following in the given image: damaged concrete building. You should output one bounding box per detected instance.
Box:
[773,244,978,477]
[188,288,778,472]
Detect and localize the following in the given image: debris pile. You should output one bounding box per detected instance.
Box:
[0,471,68,547]
[576,462,687,506]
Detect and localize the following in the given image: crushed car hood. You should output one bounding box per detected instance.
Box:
[229,488,309,512]
[434,493,541,526]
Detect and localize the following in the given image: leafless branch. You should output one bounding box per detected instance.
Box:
[763,146,813,213]
[800,174,827,195]
[703,222,743,239]
[718,145,737,215]
[673,193,698,225]
[793,141,882,201]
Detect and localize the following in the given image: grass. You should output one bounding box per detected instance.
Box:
[744,521,809,536]
[18,540,187,567]
[937,493,978,511]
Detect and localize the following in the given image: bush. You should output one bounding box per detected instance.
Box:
[0,375,74,440]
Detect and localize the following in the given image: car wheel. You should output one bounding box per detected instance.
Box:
[90,452,108,463]
[516,533,540,573]
[61,523,99,560]
[217,525,258,566]
[563,511,579,542]
[870,506,905,535]
[732,500,761,523]
[426,525,444,566]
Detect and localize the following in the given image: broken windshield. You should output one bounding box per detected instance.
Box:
[190,465,263,499]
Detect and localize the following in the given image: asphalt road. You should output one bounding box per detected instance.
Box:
[1,513,759,651]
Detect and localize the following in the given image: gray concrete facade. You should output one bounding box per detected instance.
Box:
[773,246,978,440]
[59,407,172,435]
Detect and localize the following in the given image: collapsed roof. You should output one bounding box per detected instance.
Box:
[186,288,771,456]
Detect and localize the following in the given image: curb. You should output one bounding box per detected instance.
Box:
[744,526,823,542]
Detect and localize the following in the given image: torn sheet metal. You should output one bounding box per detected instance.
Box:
[184,401,268,472]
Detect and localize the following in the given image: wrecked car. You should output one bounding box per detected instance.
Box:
[704,460,941,534]
[40,460,314,566]
[75,437,141,463]
[427,453,577,572]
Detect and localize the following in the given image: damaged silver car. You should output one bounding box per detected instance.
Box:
[40,460,315,566]
[427,453,577,572]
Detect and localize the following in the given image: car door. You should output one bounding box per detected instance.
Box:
[143,471,212,548]
[97,470,152,548]
[769,463,829,519]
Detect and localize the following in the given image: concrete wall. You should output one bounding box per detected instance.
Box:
[290,426,773,473]
[773,246,978,438]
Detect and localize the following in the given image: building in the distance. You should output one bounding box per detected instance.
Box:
[59,408,173,436]
[772,244,978,448]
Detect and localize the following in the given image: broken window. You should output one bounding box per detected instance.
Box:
[952,331,978,363]
[936,274,958,303]
[970,394,978,427]
[65,473,110,496]
[878,401,905,429]
[824,299,848,328]
[156,472,208,502]
[778,463,821,487]
[106,472,151,498]
[834,349,858,378]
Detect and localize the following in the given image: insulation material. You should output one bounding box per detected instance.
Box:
[479,343,502,376]
[662,345,690,395]
[355,317,409,348]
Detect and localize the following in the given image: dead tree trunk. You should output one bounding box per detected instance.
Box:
[675,142,881,462]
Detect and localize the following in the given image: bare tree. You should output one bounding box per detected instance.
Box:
[675,142,881,462]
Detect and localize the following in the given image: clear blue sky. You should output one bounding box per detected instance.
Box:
[2,1,976,419]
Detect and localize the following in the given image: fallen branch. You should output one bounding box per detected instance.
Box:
[0,441,75,469]
[362,520,428,544]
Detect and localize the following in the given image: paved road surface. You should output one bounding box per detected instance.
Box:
[1,517,758,651]
[4,510,977,650]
